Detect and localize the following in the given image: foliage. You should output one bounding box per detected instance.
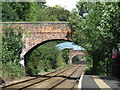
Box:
[37,5,70,21]
[72,55,80,64]
[2,2,70,22]
[2,2,45,21]
[61,49,70,64]
[27,41,68,75]
[2,25,24,78]
[2,62,24,78]
[2,2,19,21]
[69,2,120,75]
[72,55,86,64]
[56,51,64,68]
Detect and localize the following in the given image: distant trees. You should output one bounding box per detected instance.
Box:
[61,49,70,64]
[37,5,70,21]
[27,41,69,75]
[2,2,70,21]
[2,2,34,21]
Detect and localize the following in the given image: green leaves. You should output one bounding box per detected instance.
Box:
[69,2,120,75]
[27,41,68,75]
[99,2,120,43]
[37,5,70,21]
[2,25,24,77]
[2,2,70,22]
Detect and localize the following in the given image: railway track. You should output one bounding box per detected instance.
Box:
[2,64,86,89]
[52,64,86,89]
[48,64,81,90]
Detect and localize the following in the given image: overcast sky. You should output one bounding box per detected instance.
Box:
[45,0,79,11]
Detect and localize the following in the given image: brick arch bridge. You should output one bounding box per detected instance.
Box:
[1,22,72,57]
[69,50,88,64]
[1,22,72,75]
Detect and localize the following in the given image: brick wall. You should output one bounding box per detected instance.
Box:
[1,22,72,57]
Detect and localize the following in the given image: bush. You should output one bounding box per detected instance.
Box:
[85,67,99,75]
[2,25,24,78]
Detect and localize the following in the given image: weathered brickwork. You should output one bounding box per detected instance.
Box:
[1,22,72,57]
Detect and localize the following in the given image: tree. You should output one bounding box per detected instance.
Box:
[61,49,70,64]
[27,41,62,75]
[2,2,70,22]
[69,2,120,75]
[56,51,64,68]
[2,2,46,21]
[37,5,70,21]
[2,2,19,21]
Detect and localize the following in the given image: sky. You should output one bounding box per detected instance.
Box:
[56,42,85,50]
[45,0,79,11]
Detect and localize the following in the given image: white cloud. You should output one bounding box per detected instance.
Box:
[45,0,79,11]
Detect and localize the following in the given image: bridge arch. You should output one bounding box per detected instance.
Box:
[24,39,70,57]
[1,22,72,58]
[69,50,87,64]
[1,22,72,75]
[24,39,70,75]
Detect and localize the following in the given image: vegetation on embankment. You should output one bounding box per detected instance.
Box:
[69,2,120,76]
[2,25,24,79]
